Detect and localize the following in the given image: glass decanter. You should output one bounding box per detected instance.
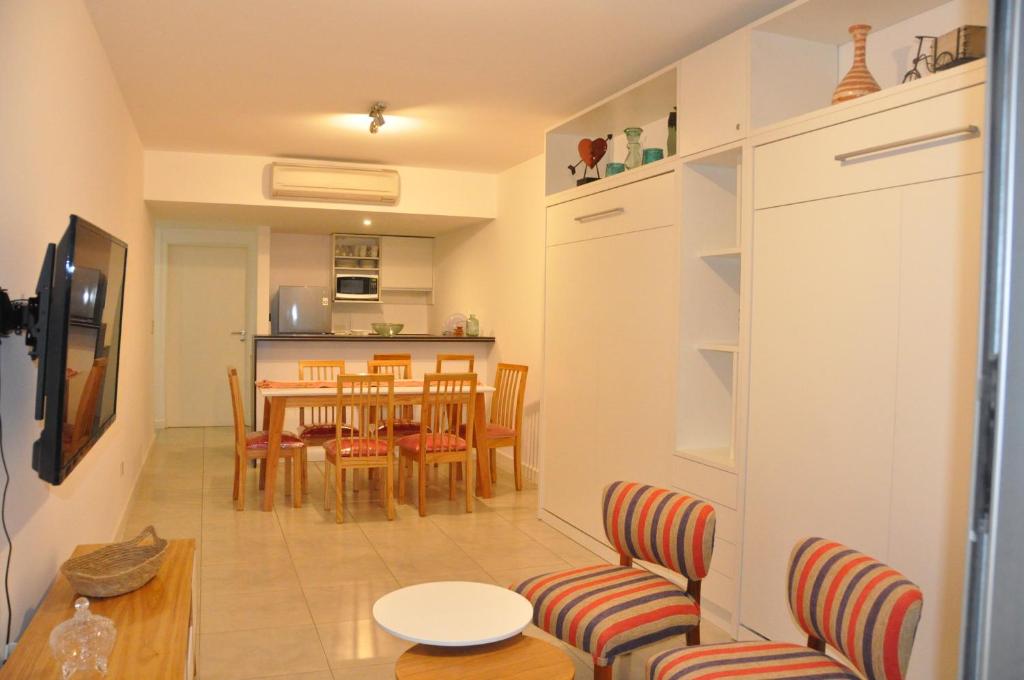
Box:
[623,127,644,170]
[49,597,117,679]
[466,313,480,337]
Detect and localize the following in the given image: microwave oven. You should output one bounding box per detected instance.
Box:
[335,272,379,301]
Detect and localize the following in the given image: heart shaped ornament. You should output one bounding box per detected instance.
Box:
[577,137,608,169]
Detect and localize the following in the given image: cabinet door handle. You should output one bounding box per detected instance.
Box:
[835,125,979,162]
[574,207,624,223]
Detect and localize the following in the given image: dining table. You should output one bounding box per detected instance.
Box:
[256,379,497,511]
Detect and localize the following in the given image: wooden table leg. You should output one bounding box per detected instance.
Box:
[263,397,286,512]
[473,392,492,498]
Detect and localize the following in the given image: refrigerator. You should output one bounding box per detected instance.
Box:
[275,286,332,334]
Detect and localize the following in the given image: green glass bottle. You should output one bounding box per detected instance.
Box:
[466,313,480,337]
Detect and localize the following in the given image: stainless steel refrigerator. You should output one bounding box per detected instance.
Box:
[275,286,332,334]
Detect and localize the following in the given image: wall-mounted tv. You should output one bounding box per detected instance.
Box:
[31,216,128,485]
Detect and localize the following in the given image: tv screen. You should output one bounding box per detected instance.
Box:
[33,215,127,484]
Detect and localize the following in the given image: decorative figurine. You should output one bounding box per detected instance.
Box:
[568,134,612,185]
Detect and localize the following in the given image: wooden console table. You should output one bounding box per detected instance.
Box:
[0,539,196,679]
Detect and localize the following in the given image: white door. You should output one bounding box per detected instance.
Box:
[741,188,902,641]
[165,245,249,427]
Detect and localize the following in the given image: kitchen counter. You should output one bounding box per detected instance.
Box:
[255,334,495,343]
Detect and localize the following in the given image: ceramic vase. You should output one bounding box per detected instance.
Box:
[832,24,881,105]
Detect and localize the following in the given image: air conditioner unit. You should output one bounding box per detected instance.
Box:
[270,163,400,205]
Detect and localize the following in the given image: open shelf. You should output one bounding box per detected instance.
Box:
[545,66,678,196]
[676,447,736,473]
[698,343,739,353]
[699,247,741,259]
[750,0,988,130]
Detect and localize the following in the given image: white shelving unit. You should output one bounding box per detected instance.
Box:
[545,66,678,197]
[333,233,381,303]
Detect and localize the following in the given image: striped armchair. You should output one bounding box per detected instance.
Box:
[646,537,924,680]
[512,481,716,680]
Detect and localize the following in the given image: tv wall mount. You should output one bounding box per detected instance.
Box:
[0,243,55,361]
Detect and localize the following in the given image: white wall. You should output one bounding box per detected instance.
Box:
[0,0,153,638]
[431,155,546,476]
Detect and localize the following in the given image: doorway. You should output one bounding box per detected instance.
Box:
[164,244,249,427]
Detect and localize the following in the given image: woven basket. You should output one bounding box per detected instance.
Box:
[61,525,169,598]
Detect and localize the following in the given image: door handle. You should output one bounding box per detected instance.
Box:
[231,330,247,341]
[574,207,625,223]
[834,125,979,162]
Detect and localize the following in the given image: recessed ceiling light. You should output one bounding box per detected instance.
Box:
[362,218,373,226]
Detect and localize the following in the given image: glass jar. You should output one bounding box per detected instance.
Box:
[623,127,644,170]
[50,597,117,679]
[466,314,480,337]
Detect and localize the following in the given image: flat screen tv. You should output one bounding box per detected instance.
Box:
[32,216,127,484]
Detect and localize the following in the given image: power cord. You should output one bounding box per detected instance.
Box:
[0,354,12,649]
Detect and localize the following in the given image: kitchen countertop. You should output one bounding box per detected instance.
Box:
[255,334,495,343]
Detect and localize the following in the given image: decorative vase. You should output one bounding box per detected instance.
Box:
[623,127,644,170]
[832,24,881,105]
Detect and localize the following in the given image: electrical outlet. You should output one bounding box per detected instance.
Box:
[3,641,16,661]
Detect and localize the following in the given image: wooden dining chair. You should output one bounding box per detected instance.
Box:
[480,363,528,490]
[228,368,307,511]
[513,482,715,680]
[62,357,108,453]
[367,358,421,437]
[323,374,396,523]
[296,360,356,444]
[645,537,924,680]
[435,353,475,372]
[398,373,476,517]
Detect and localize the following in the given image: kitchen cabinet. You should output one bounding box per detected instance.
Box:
[381,236,433,291]
[677,29,748,157]
[742,166,981,678]
[542,173,678,543]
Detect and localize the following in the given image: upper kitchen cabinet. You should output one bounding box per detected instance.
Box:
[380,236,433,291]
[677,30,749,156]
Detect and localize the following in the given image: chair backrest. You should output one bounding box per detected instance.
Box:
[787,537,923,680]
[369,358,414,418]
[491,363,528,430]
[69,358,108,450]
[335,374,395,451]
[226,367,247,453]
[418,373,477,451]
[298,360,346,426]
[602,481,716,581]
[368,358,412,379]
[435,353,475,373]
[373,353,412,363]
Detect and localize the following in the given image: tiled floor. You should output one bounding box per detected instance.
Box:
[121,427,731,680]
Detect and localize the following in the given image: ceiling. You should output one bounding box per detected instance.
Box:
[85,0,789,174]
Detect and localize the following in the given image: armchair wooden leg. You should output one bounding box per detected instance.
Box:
[449,463,457,500]
[686,624,700,646]
[258,459,266,490]
[284,456,293,498]
[489,448,497,484]
[292,451,302,508]
[323,459,332,511]
[385,460,395,520]
[593,660,613,680]
[232,452,241,500]
[335,463,344,524]
[301,450,308,494]
[464,455,473,513]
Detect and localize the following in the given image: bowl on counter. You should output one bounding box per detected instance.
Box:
[371,322,404,337]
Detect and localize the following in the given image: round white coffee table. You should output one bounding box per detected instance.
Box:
[372,581,534,647]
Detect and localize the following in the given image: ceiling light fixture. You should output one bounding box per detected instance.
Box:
[368,102,387,134]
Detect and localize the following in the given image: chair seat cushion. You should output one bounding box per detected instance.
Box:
[397,433,468,453]
[512,564,699,666]
[246,431,305,450]
[459,423,516,440]
[646,642,861,680]
[378,420,424,437]
[323,438,391,457]
[299,423,358,440]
